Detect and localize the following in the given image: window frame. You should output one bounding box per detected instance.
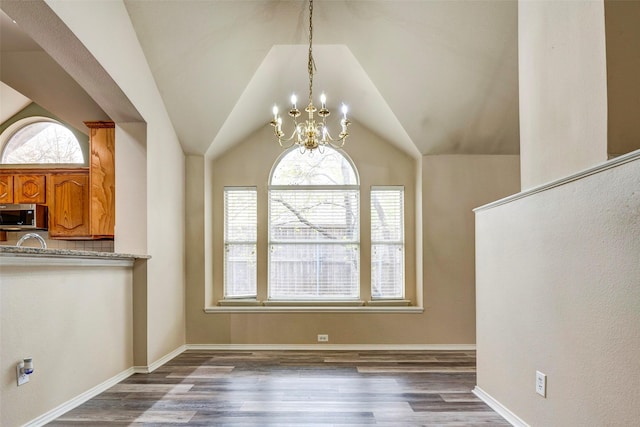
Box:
[267,147,361,302]
[213,145,418,312]
[268,185,361,301]
[370,185,405,300]
[223,186,258,299]
[0,117,85,165]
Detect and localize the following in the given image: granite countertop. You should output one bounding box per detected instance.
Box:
[0,245,150,260]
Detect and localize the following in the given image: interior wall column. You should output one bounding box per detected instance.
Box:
[518,0,608,189]
[185,155,209,342]
[605,0,640,157]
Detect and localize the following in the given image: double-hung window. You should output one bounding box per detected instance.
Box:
[371,186,404,299]
[224,187,257,298]
[269,147,359,300]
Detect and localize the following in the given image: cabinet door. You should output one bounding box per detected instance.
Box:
[0,175,13,203]
[14,174,46,204]
[88,123,115,237]
[49,174,89,237]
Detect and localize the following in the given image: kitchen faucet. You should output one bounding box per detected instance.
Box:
[16,233,47,249]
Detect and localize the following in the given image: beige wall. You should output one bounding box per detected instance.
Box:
[0,2,185,423]
[474,2,640,424]
[185,122,520,344]
[185,155,207,343]
[519,0,608,189]
[115,122,147,255]
[605,0,640,157]
[46,0,187,365]
[475,154,640,426]
[210,124,418,305]
[0,259,134,427]
[423,155,520,343]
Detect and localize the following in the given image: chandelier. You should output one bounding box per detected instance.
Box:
[270,0,350,152]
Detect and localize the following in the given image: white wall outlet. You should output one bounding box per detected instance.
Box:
[536,371,547,397]
[317,334,329,342]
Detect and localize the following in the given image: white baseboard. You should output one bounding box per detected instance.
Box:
[134,344,187,373]
[24,367,135,427]
[473,386,529,427]
[186,343,476,351]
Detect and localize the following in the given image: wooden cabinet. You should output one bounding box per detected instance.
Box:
[86,121,115,238]
[48,121,116,239]
[0,174,46,204]
[0,121,115,239]
[14,174,46,204]
[0,175,13,203]
[48,172,90,238]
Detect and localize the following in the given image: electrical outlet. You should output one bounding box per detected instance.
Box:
[317,334,329,342]
[536,371,546,397]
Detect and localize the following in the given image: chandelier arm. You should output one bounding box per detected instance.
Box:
[272,126,301,149]
[277,136,298,149]
[320,128,349,144]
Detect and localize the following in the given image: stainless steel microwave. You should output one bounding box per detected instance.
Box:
[0,204,47,230]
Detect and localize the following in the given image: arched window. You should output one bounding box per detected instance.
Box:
[1,119,83,164]
[268,147,360,300]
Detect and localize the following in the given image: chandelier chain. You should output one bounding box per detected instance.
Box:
[308,0,314,105]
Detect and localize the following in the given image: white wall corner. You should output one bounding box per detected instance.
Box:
[134,344,187,374]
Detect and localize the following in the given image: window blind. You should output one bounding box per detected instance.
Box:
[371,186,404,299]
[269,188,360,300]
[224,187,257,298]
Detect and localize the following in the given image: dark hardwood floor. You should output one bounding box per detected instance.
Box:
[48,350,509,426]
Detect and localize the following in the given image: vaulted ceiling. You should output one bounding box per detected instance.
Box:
[1,0,519,159]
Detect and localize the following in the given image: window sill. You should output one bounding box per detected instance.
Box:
[206,299,422,313]
[218,299,263,306]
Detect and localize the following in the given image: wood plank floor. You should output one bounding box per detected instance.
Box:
[48,350,510,426]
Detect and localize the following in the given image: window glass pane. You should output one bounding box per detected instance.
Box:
[225,244,257,298]
[372,244,404,299]
[225,188,257,242]
[2,122,83,164]
[269,243,359,299]
[269,146,360,301]
[371,188,404,299]
[371,188,404,243]
[271,147,357,185]
[224,188,257,298]
[270,189,359,242]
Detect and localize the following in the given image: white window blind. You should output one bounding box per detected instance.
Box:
[268,146,360,301]
[224,187,257,298]
[371,186,404,299]
[269,188,360,299]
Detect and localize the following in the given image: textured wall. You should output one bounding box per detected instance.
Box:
[0,260,133,427]
[422,155,520,344]
[475,154,640,426]
[519,0,608,189]
[45,0,187,366]
[185,123,520,345]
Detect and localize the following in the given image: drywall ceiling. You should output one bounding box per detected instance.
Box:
[0,8,110,133]
[124,0,519,158]
[1,1,520,158]
[0,81,30,124]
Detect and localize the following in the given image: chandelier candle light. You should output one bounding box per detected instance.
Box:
[270,0,350,152]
